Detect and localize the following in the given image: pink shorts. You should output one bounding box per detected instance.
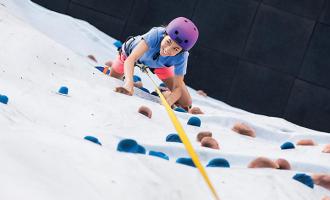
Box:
[111,53,175,80]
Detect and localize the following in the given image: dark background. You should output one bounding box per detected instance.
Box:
[32,0,330,133]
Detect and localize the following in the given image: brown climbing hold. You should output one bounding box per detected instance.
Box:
[296,139,316,146]
[322,196,330,200]
[189,107,204,115]
[201,137,219,150]
[196,131,212,142]
[87,55,98,63]
[197,90,207,97]
[275,158,291,170]
[232,122,256,138]
[138,106,152,119]
[312,174,330,191]
[248,157,279,169]
[134,81,143,88]
[322,144,330,153]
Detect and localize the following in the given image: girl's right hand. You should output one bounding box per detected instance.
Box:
[114,86,133,96]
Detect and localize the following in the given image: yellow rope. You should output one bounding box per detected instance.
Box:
[141,66,220,200]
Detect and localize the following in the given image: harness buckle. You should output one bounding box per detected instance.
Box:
[135,63,149,73]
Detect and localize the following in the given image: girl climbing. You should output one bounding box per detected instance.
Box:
[109,17,199,111]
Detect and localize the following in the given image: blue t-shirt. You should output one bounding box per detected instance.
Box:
[122,27,188,76]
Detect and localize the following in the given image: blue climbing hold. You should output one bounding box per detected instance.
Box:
[117,139,146,154]
[149,151,169,160]
[207,158,230,168]
[137,145,146,154]
[113,40,123,48]
[159,83,166,87]
[117,139,139,153]
[281,142,295,150]
[84,136,102,145]
[0,95,9,104]
[133,75,141,82]
[174,107,187,113]
[292,173,314,188]
[151,91,159,97]
[139,87,150,93]
[176,157,196,168]
[58,86,69,95]
[187,116,201,127]
[166,134,182,143]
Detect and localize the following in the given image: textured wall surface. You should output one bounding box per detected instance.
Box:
[32,0,330,133]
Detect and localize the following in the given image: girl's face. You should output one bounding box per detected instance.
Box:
[160,35,183,56]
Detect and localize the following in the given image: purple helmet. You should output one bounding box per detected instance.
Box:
[166,17,199,51]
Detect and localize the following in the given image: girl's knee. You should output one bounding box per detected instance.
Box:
[110,54,126,75]
[177,88,192,108]
[109,68,124,79]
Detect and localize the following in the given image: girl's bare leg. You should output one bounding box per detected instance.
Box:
[109,68,124,80]
[162,77,192,109]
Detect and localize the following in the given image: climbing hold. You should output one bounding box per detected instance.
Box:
[159,83,167,88]
[174,107,187,113]
[292,173,314,189]
[138,106,152,118]
[176,157,195,168]
[189,107,204,115]
[84,136,102,145]
[113,40,123,48]
[322,144,330,153]
[133,75,143,88]
[149,151,169,160]
[151,91,159,97]
[117,139,139,153]
[196,131,212,142]
[296,139,316,146]
[281,142,295,150]
[166,134,182,143]
[139,87,150,93]
[87,55,98,63]
[207,158,230,168]
[322,196,330,200]
[248,157,279,169]
[137,145,146,154]
[232,122,256,137]
[0,94,9,104]
[58,86,69,95]
[275,158,291,170]
[197,90,207,97]
[201,137,219,150]
[159,85,169,92]
[187,116,201,127]
[133,75,142,82]
[312,174,330,191]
